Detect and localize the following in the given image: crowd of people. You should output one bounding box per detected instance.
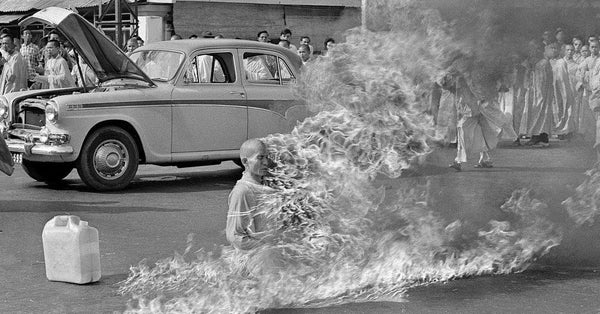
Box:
[432,28,600,171]
[167,27,336,65]
[0,26,336,96]
[0,27,97,95]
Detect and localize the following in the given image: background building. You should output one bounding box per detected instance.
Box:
[171,0,361,53]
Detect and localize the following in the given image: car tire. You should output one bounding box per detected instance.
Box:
[76,126,139,191]
[21,160,74,184]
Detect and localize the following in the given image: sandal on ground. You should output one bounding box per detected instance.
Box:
[449,161,462,171]
[475,161,493,168]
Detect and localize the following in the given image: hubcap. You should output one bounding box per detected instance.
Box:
[93,140,129,180]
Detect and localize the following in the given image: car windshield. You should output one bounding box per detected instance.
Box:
[129,50,185,82]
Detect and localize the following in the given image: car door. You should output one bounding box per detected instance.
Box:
[239,49,307,139]
[171,49,247,153]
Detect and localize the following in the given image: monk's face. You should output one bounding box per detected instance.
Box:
[565,45,574,59]
[573,39,582,52]
[243,144,269,177]
[45,42,59,58]
[582,46,590,58]
[590,42,599,56]
[0,36,15,54]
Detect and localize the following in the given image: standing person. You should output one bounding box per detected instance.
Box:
[0,34,28,95]
[299,36,314,57]
[71,54,97,87]
[573,37,584,63]
[579,42,600,143]
[586,42,600,159]
[31,39,75,89]
[519,40,542,144]
[322,38,335,57]
[555,28,567,54]
[498,53,526,145]
[552,43,577,139]
[442,64,515,171]
[297,44,312,65]
[226,139,274,250]
[279,28,297,51]
[125,37,139,56]
[257,30,270,43]
[575,44,595,140]
[19,29,39,87]
[521,43,556,147]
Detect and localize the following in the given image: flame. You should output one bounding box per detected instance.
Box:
[119,1,563,312]
[563,164,600,226]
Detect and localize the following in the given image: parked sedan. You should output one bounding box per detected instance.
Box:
[2,7,308,191]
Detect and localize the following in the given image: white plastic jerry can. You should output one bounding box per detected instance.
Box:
[42,215,101,284]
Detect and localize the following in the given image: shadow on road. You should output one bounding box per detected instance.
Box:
[24,167,243,194]
[0,200,188,213]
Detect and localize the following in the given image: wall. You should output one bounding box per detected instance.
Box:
[172,2,361,53]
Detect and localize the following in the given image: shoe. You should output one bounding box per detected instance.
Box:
[449,161,462,171]
[475,160,493,168]
[525,135,539,146]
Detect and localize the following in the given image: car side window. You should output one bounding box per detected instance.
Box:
[186,52,234,84]
[243,53,279,84]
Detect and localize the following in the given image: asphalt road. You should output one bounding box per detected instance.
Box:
[1,140,600,313]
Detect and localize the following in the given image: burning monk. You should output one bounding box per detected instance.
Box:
[226,139,275,250]
[443,61,516,171]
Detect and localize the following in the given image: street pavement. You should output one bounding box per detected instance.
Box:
[1,139,600,313]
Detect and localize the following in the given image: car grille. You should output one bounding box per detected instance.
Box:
[17,99,46,127]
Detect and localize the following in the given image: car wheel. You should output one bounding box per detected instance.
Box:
[76,126,139,191]
[21,160,74,184]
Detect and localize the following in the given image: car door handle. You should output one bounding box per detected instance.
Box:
[229,91,245,96]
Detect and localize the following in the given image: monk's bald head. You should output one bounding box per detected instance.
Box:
[240,139,266,160]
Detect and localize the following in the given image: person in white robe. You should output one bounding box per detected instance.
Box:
[498,53,526,144]
[71,54,98,88]
[442,64,516,171]
[577,41,600,142]
[552,44,577,137]
[0,34,28,95]
[585,42,600,159]
[520,43,556,146]
[32,40,75,89]
[575,44,595,141]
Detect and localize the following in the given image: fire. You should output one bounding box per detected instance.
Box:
[119,1,564,312]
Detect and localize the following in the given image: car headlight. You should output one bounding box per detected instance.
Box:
[0,96,8,120]
[46,100,59,123]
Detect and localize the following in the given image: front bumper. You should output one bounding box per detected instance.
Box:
[8,139,74,155]
[7,138,74,162]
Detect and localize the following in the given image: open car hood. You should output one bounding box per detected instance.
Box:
[20,7,154,86]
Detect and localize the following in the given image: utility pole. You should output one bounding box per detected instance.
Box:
[361,0,367,31]
[115,0,122,47]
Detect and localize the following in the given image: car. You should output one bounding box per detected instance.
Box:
[2,7,308,191]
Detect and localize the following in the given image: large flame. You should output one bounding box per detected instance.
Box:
[119,1,563,312]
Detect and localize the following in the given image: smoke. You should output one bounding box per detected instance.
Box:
[118,1,565,312]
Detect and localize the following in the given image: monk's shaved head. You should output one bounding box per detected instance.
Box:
[240,139,266,160]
